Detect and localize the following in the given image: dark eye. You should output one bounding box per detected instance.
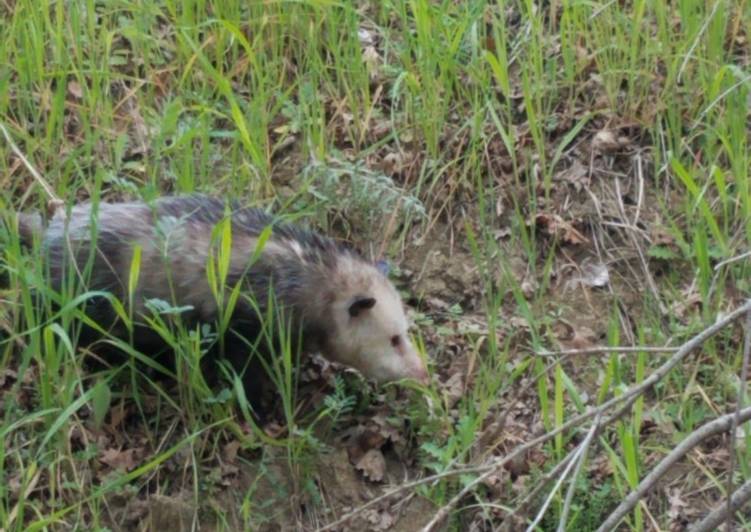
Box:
[390,335,401,348]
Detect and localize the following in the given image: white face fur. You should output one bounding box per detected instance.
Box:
[325,268,429,384]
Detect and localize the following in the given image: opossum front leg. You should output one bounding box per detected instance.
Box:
[218,326,275,422]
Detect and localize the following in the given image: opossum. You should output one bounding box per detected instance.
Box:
[11,195,428,390]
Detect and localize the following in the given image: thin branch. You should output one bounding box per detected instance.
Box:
[557,414,601,532]
[676,0,721,83]
[525,439,586,532]
[536,346,678,357]
[427,375,648,532]
[597,406,751,531]
[689,479,751,532]
[418,453,521,532]
[709,250,751,301]
[692,72,751,130]
[425,300,751,531]
[313,465,488,532]
[511,393,638,524]
[614,175,666,315]
[714,250,751,272]
[726,307,751,529]
[511,446,579,518]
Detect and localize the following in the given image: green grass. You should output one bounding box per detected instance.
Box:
[1,0,751,530]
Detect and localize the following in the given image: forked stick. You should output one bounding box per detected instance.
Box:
[597,406,751,531]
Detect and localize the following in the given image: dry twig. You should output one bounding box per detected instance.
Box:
[556,414,601,532]
[597,405,751,531]
[726,308,751,530]
[689,479,751,532]
[536,345,678,357]
[614,169,666,315]
[422,300,751,530]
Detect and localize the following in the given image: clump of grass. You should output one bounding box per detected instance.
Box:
[299,154,426,241]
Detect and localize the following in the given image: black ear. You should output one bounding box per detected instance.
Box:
[375,259,390,276]
[348,296,376,317]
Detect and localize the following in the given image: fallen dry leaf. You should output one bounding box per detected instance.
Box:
[363,508,395,531]
[579,262,610,287]
[556,159,588,190]
[7,472,22,498]
[369,414,405,446]
[534,213,589,245]
[382,151,403,175]
[263,421,287,438]
[670,284,702,319]
[99,447,141,472]
[362,45,382,81]
[442,372,464,408]
[67,80,83,100]
[481,467,509,498]
[591,129,619,153]
[222,440,242,463]
[667,488,689,523]
[565,261,610,290]
[355,448,386,482]
[106,400,128,432]
[358,27,377,46]
[347,429,385,465]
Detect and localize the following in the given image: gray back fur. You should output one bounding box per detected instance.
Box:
[38,195,367,340]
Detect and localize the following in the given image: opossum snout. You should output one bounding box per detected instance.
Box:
[399,344,430,385]
[367,337,430,385]
[389,339,429,384]
[410,362,430,385]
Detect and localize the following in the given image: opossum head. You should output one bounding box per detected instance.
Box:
[321,260,429,385]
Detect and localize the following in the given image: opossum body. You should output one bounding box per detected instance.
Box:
[17,195,428,386]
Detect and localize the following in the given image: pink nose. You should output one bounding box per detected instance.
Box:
[412,364,430,385]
